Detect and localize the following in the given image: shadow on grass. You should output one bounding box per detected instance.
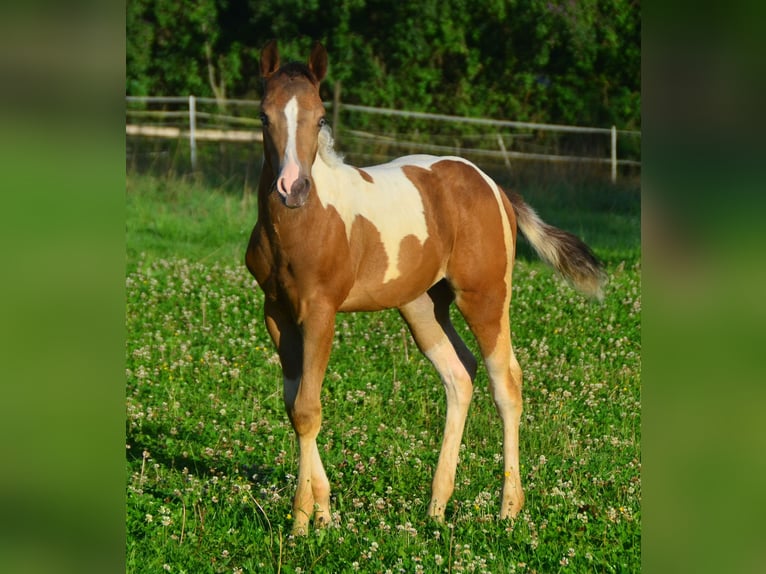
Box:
[126,430,282,490]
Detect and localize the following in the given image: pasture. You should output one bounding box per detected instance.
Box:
[126,173,640,572]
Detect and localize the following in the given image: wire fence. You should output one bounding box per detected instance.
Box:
[126,94,640,190]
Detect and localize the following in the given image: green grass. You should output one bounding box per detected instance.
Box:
[126,174,257,273]
[126,173,640,573]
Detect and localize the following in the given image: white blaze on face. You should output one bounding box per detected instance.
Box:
[312,154,433,283]
[277,96,301,200]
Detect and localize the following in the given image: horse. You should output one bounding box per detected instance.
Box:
[245,40,606,535]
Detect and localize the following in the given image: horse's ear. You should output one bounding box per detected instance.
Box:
[261,40,280,79]
[308,42,328,84]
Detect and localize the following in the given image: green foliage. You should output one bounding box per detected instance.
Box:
[125,174,640,571]
[127,0,258,99]
[126,0,640,127]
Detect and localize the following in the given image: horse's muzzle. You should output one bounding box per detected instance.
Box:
[281,176,310,208]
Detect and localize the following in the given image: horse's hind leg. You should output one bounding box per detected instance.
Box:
[455,287,525,519]
[399,281,478,521]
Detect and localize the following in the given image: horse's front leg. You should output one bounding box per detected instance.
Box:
[265,300,336,535]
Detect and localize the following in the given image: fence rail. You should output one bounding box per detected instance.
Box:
[126,94,640,182]
[339,103,641,136]
[126,124,263,142]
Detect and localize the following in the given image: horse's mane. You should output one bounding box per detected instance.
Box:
[318,124,345,168]
[273,61,317,83]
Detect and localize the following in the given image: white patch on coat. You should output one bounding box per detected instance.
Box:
[312,149,435,283]
[312,133,513,286]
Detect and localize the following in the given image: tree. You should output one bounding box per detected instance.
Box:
[126,0,640,128]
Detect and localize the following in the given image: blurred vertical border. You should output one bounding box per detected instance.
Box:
[644,0,766,572]
[0,2,126,573]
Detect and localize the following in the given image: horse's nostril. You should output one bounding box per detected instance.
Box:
[292,177,310,196]
[283,177,311,208]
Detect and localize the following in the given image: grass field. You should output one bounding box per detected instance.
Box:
[126,172,640,573]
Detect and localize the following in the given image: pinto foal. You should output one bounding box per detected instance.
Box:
[246,41,605,535]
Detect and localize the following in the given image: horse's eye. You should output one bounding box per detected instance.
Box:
[318,117,327,128]
[260,113,269,127]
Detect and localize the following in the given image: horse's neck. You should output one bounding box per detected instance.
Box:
[316,126,344,169]
[310,148,357,208]
[313,146,343,176]
[257,161,276,214]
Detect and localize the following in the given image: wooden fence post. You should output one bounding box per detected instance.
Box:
[333,81,341,145]
[611,125,617,183]
[189,95,197,170]
[496,134,512,176]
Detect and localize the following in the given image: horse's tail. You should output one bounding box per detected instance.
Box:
[505,189,607,301]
